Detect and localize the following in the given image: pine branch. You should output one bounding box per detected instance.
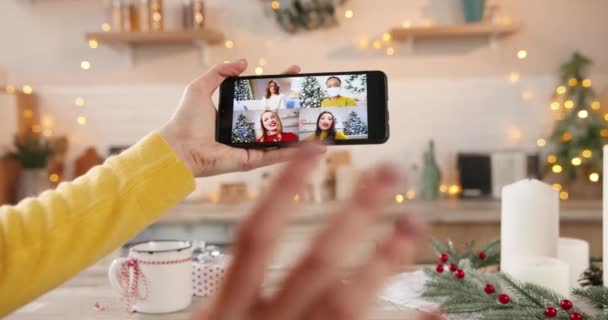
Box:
[573,286,608,309]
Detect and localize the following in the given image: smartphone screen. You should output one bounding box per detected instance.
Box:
[217,71,388,148]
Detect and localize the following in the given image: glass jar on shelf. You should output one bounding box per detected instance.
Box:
[150,0,164,31]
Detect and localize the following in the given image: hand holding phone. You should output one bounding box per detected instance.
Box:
[216,71,389,148]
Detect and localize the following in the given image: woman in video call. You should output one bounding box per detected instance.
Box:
[257,110,298,142]
[261,80,286,109]
[321,76,357,107]
[305,111,349,142]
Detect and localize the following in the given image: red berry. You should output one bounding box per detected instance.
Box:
[454,269,465,279]
[484,284,495,294]
[478,251,487,260]
[439,253,449,263]
[569,312,583,320]
[560,299,573,310]
[449,263,458,272]
[436,264,445,273]
[544,306,557,318]
[498,294,510,304]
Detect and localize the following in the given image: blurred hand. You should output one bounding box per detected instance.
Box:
[194,145,438,320]
[159,59,325,177]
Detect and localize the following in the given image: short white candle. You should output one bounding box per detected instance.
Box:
[500,179,560,271]
[558,237,590,288]
[502,255,570,297]
[603,145,608,285]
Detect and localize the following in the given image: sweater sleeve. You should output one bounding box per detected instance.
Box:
[0,132,195,316]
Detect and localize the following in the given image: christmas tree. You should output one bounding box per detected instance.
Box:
[234,79,254,101]
[231,114,255,143]
[299,76,324,108]
[546,52,606,185]
[343,111,368,135]
[344,74,367,95]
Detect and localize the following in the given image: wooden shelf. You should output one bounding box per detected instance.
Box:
[390,23,519,41]
[84,29,225,46]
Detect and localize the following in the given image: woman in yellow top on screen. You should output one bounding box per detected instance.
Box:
[305,111,349,142]
[321,76,357,107]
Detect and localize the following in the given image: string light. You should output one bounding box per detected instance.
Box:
[556,86,566,95]
[23,109,33,119]
[536,138,546,147]
[406,190,415,200]
[22,85,33,94]
[357,39,369,49]
[521,90,533,101]
[258,58,267,66]
[552,184,562,191]
[49,173,60,183]
[604,114,608,122]
[568,78,578,87]
[101,23,111,32]
[209,193,220,204]
[577,110,588,118]
[582,79,592,88]
[382,32,392,42]
[344,9,354,19]
[448,185,461,196]
[551,164,563,173]
[564,100,574,109]
[395,194,405,204]
[508,72,520,83]
[571,157,582,166]
[402,20,412,28]
[77,116,87,125]
[547,155,557,164]
[439,185,448,193]
[592,101,601,110]
[582,149,592,158]
[224,40,234,49]
[590,172,600,182]
[41,115,54,128]
[601,129,608,137]
[74,97,85,106]
[271,1,280,10]
[293,193,301,202]
[223,60,230,63]
[80,60,91,70]
[88,39,99,49]
[43,129,52,137]
[550,102,560,110]
[372,40,382,49]
[561,132,572,141]
[5,85,16,93]
[386,47,395,56]
[516,50,527,59]
[559,191,569,200]
[255,66,264,75]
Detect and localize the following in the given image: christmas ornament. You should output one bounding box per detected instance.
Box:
[435,264,444,273]
[498,293,510,304]
[439,253,449,263]
[544,306,557,318]
[569,312,583,320]
[484,284,495,294]
[454,269,465,279]
[560,299,573,310]
[478,251,487,260]
[449,264,458,272]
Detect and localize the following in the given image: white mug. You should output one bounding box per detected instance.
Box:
[108,240,193,314]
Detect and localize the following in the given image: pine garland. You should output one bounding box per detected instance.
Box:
[431,238,500,270]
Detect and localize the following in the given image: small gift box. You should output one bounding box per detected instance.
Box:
[192,250,230,297]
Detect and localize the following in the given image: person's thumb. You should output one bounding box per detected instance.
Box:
[189,59,248,95]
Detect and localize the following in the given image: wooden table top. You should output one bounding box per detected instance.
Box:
[7,265,420,320]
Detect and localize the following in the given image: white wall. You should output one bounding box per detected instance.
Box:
[1,0,608,194]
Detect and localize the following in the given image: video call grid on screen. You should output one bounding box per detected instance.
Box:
[231,74,369,143]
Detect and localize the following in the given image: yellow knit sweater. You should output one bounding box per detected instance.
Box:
[0,133,195,316]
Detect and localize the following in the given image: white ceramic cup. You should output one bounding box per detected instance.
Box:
[108,240,193,314]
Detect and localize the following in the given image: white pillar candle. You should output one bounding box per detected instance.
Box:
[502,256,570,297]
[603,145,608,285]
[500,179,560,271]
[558,238,590,288]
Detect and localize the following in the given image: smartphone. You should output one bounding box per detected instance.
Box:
[216,71,389,148]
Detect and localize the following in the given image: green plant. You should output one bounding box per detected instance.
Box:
[10,135,53,169]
